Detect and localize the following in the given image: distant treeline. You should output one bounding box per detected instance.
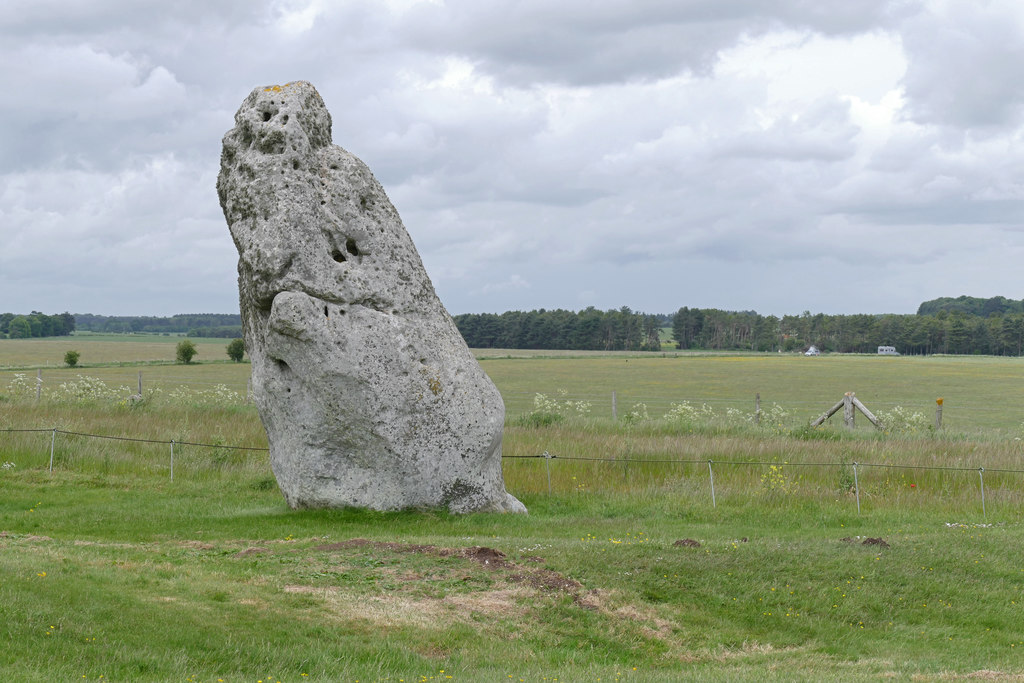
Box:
[185,326,245,338]
[9,295,1024,354]
[674,308,1024,355]
[0,312,75,338]
[454,307,670,351]
[455,299,1024,356]
[74,313,242,337]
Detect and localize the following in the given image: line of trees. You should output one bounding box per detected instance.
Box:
[454,307,669,351]
[74,313,241,335]
[0,312,75,338]
[674,307,1024,355]
[454,302,1024,356]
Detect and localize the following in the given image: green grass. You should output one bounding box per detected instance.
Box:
[0,334,240,369]
[479,353,1024,434]
[2,471,1023,681]
[3,341,1024,679]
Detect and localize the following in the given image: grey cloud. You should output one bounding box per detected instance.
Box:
[398,0,903,86]
[900,1,1024,128]
[714,97,859,162]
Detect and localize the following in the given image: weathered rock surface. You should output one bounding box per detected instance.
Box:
[217,81,525,514]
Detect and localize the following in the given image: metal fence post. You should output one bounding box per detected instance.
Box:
[979,467,986,522]
[170,440,175,482]
[708,459,716,508]
[853,462,861,514]
[543,450,551,494]
[48,429,56,473]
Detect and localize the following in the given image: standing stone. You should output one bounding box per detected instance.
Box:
[217,81,525,514]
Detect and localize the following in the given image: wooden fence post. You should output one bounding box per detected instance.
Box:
[36,369,42,402]
[935,398,943,430]
[138,370,143,397]
[612,390,618,421]
[755,392,761,425]
[812,392,882,430]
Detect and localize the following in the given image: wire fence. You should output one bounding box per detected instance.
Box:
[3,426,1021,520]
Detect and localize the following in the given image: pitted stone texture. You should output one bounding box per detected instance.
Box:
[217,81,524,514]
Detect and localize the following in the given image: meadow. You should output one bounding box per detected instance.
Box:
[3,335,1024,681]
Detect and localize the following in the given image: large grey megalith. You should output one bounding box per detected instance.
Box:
[217,81,525,514]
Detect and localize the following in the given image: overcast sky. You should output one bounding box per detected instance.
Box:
[2,0,1022,318]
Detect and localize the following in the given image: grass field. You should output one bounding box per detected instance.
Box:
[3,337,1024,680]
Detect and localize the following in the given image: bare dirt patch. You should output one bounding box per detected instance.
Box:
[841,537,891,549]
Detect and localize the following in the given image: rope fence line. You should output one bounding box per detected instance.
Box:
[1,428,1018,519]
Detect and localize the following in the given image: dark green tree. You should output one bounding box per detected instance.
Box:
[176,339,198,364]
[226,338,246,362]
[8,316,31,339]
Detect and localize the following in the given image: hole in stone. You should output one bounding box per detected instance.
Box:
[345,238,360,256]
[338,309,346,315]
[359,196,369,210]
[330,164,338,170]
[292,159,300,170]
[282,114,289,124]
[323,305,329,318]
[331,249,346,263]
[262,111,272,122]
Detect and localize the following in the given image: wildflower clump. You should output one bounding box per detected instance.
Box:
[53,375,131,403]
[759,402,790,434]
[623,402,650,425]
[876,406,929,434]
[663,400,714,428]
[517,390,592,427]
[166,384,244,407]
[761,461,798,496]
[5,373,36,400]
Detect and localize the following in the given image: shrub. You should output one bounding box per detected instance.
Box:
[226,338,245,363]
[176,339,198,364]
[64,350,80,367]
